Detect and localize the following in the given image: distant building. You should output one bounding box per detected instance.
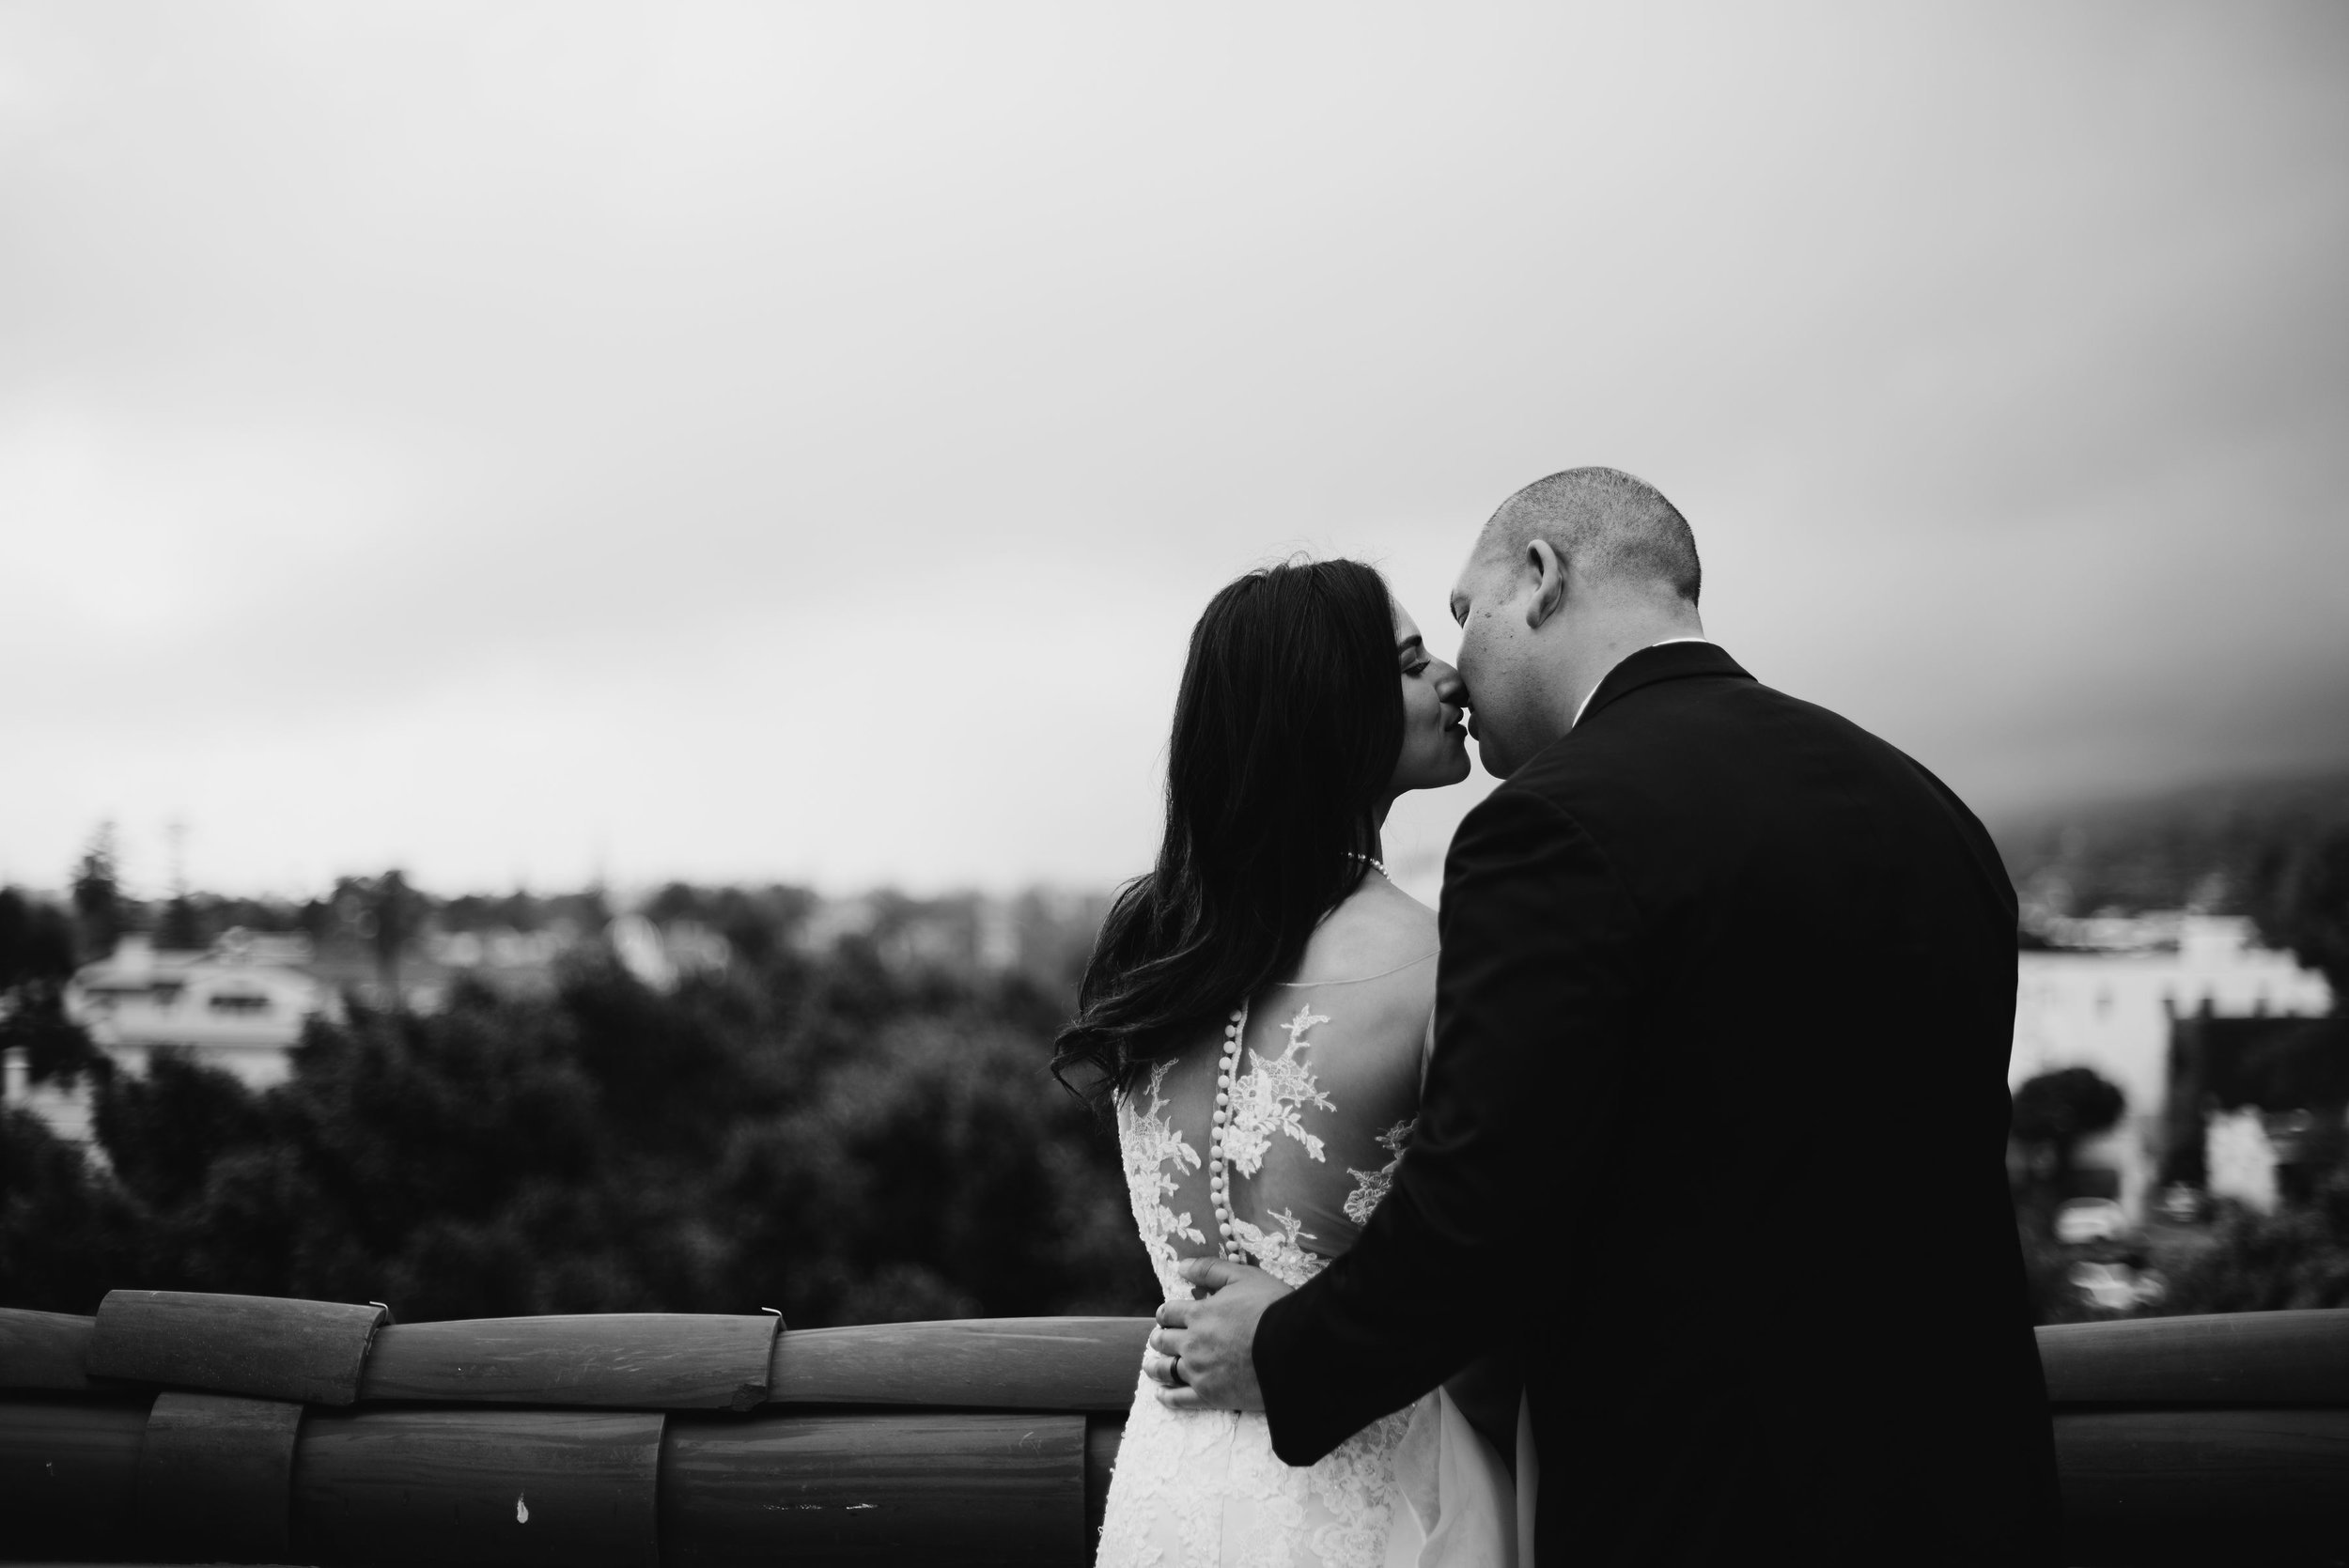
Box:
[427,926,568,972]
[65,932,340,1091]
[2204,1109,2280,1213]
[2008,913,2331,1219]
[789,889,1109,989]
[607,915,731,992]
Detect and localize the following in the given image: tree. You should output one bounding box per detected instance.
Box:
[0,986,107,1086]
[2156,1141,2349,1314]
[0,889,77,989]
[0,1109,148,1312]
[158,895,205,952]
[334,871,429,999]
[370,872,426,995]
[70,823,124,958]
[2012,1066,2126,1204]
[93,1053,273,1215]
[0,890,99,1088]
[2248,825,2349,1004]
[2,925,1155,1326]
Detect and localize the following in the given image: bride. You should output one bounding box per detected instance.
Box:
[1054,558,1524,1567]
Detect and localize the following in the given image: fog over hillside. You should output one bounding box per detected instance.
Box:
[1994,768,2349,922]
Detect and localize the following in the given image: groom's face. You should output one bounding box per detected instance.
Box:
[1447,545,1555,779]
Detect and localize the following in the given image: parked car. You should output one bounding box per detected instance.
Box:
[2067,1259,2168,1312]
[2054,1197,2129,1246]
[2155,1183,2210,1224]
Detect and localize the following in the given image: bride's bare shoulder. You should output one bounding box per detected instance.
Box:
[1289,875,1439,985]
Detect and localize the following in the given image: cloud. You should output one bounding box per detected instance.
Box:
[2,0,2343,893]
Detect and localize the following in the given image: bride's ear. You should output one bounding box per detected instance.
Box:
[1524,539,1566,630]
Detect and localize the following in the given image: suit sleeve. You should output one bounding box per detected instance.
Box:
[1254,783,1641,1465]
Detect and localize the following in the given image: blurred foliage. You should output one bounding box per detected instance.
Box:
[0,929,1155,1325]
[2012,1069,2349,1323]
[0,889,78,990]
[2248,826,2349,1000]
[0,886,108,1087]
[70,822,125,959]
[12,792,2348,1331]
[641,884,817,970]
[0,1107,148,1315]
[2010,1065,2126,1250]
[2190,1016,2349,1127]
[2013,1066,2124,1154]
[0,985,107,1086]
[2015,1219,2107,1327]
[2151,1120,2349,1316]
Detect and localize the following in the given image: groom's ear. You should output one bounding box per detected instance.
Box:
[1524,539,1567,630]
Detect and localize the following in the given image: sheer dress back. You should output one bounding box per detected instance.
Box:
[1098,883,1462,1568]
[1118,946,1436,1300]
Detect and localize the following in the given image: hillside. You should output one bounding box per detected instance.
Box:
[1993,770,2349,924]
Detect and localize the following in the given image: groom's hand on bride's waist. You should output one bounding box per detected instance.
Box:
[1145,1258,1289,1413]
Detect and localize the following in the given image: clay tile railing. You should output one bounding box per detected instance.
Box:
[1,1293,2344,1566]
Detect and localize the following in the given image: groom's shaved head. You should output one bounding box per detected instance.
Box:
[1480,467,1701,604]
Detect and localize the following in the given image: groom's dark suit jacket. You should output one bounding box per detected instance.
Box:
[1254,643,2061,1566]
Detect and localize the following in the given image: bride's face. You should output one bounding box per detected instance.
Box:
[1388,601,1471,798]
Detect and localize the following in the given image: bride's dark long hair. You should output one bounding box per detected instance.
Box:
[1053,557,1404,1111]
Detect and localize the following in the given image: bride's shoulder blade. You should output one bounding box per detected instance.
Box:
[1286,876,1439,989]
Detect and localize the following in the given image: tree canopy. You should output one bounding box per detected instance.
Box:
[2012,1066,2127,1152]
[0,939,1153,1324]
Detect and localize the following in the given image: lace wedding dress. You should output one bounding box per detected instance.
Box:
[1097,882,1521,1568]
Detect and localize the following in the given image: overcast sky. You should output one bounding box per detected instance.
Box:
[4,2,2345,903]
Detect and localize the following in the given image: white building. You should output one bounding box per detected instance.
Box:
[2008,913,2332,1218]
[65,932,339,1090]
[606,915,731,992]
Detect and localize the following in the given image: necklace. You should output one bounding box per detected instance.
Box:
[1347,851,1389,878]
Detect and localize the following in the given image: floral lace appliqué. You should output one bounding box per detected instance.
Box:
[1224,1003,1335,1177]
[1096,991,1437,1568]
[1098,1375,1413,1568]
[1342,1118,1414,1227]
[1116,1060,1206,1299]
[1230,1205,1326,1290]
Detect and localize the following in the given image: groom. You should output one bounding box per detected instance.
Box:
[1148,469,2061,1564]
